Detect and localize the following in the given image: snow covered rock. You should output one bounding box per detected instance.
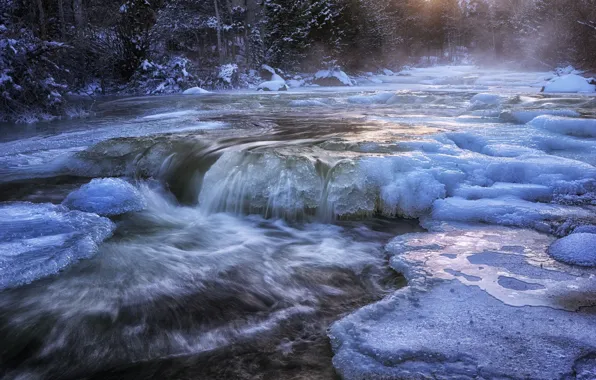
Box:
[63,178,146,216]
[182,87,210,95]
[543,74,596,93]
[548,233,596,267]
[313,69,353,86]
[0,202,115,289]
[257,80,288,91]
[529,115,596,138]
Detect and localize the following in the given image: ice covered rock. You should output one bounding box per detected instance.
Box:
[182,87,210,95]
[548,233,596,267]
[257,80,288,92]
[347,93,393,105]
[63,178,146,216]
[543,74,595,93]
[529,115,596,138]
[313,69,353,86]
[0,202,115,289]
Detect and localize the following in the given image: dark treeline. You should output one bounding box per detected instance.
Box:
[1,0,595,121]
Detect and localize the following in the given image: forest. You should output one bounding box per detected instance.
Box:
[1,0,595,122]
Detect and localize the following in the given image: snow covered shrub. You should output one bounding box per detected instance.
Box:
[218,63,239,88]
[129,56,198,94]
[0,29,70,122]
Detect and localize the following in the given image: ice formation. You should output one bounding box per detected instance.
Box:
[329,225,596,379]
[548,233,596,267]
[63,178,146,216]
[257,80,288,91]
[0,202,115,289]
[529,115,596,138]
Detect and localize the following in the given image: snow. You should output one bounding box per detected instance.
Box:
[574,225,596,234]
[257,80,288,91]
[62,178,146,216]
[313,69,353,86]
[182,87,210,95]
[529,115,596,137]
[543,74,596,93]
[218,63,238,85]
[0,202,115,289]
[548,233,596,267]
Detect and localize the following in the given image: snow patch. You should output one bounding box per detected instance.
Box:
[182,87,210,95]
[543,74,595,93]
[529,116,596,138]
[548,233,596,267]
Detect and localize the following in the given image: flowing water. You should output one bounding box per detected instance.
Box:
[1,68,595,379]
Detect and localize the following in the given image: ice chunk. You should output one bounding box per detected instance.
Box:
[288,99,329,107]
[500,109,580,124]
[543,74,595,93]
[453,183,552,202]
[142,110,201,120]
[0,202,114,289]
[529,115,596,138]
[432,196,590,231]
[182,87,210,95]
[347,93,393,105]
[257,80,288,91]
[62,178,146,216]
[470,93,501,105]
[548,233,596,267]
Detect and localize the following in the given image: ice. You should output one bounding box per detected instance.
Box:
[470,93,502,105]
[141,110,201,120]
[0,202,114,289]
[529,115,596,138]
[347,92,394,105]
[543,74,596,93]
[329,225,596,379]
[62,178,146,216]
[501,109,580,124]
[182,87,210,95]
[288,99,329,107]
[548,233,596,267]
[432,197,590,231]
[257,80,288,91]
[453,183,552,202]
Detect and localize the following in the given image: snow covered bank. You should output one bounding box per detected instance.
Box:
[0,202,115,289]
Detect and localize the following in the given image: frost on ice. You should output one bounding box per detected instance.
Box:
[63,178,146,216]
[0,202,115,289]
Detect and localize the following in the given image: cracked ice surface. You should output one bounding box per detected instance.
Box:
[329,224,596,379]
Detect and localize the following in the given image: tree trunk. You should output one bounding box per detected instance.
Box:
[58,0,66,38]
[73,0,84,37]
[36,0,46,39]
[214,0,224,63]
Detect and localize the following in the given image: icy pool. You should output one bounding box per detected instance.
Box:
[1,66,596,379]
